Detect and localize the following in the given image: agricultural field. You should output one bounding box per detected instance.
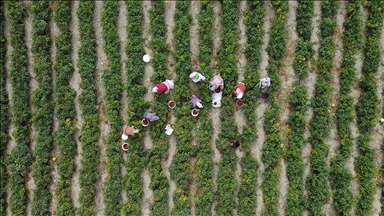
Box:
[1,0,384,215]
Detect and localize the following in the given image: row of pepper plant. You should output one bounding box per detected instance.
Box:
[306,0,337,214]
[215,0,240,214]
[100,1,125,215]
[5,2,33,215]
[30,1,54,215]
[122,1,147,215]
[261,1,287,214]
[147,1,171,214]
[330,0,362,214]
[76,1,101,215]
[53,2,78,215]
[0,2,9,215]
[286,0,313,214]
[355,1,384,214]
[170,1,197,215]
[194,1,215,214]
[237,1,265,214]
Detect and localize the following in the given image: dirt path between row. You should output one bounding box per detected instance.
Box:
[69,1,82,210]
[93,1,109,215]
[3,4,15,215]
[141,2,154,215]
[162,2,177,214]
[24,2,37,215]
[188,2,201,215]
[48,2,60,214]
[324,1,346,214]
[210,2,223,215]
[233,2,247,215]
[277,1,298,214]
[254,1,275,214]
[302,2,321,215]
[371,18,384,215]
[117,0,128,205]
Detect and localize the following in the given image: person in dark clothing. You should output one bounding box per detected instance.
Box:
[230,140,240,148]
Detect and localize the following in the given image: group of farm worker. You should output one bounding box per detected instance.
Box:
[121,72,271,143]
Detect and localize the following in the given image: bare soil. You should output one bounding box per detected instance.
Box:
[142,1,155,104]
[323,2,346,215]
[69,1,82,210]
[118,0,128,123]
[233,2,248,215]
[4,7,14,215]
[93,1,109,215]
[210,1,223,215]
[48,2,60,214]
[162,2,177,214]
[188,2,201,214]
[254,2,275,214]
[276,1,299,214]
[24,2,37,215]
[141,2,154,215]
[302,2,321,215]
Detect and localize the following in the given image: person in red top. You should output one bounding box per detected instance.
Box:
[230,82,246,99]
[152,80,175,94]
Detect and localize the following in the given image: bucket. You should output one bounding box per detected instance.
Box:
[168,100,176,109]
[236,99,244,107]
[262,92,269,100]
[121,143,129,152]
[214,87,221,93]
[142,119,149,127]
[191,109,199,117]
[143,54,151,63]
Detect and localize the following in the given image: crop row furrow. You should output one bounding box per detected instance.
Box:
[4,2,33,215]
[76,1,100,215]
[355,1,384,215]
[30,1,54,215]
[194,1,215,214]
[0,2,9,215]
[123,1,146,215]
[100,1,124,215]
[215,0,240,214]
[261,1,287,214]
[306,0,338,214]
[286,0,313,214]
[330,0,362,214]
[148,1,170,215]
[237,1,265,215]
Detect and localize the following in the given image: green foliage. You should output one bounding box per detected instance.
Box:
[355,1,384,215]
[4,2,33,214]
[236,1,265,214]
[214,0,242,214]
[51,2,77,215]
[147,2,170,215]
[194,1,215,214]
[76,1,101,215]
[330,1,362,214]
[286,85,308,215]
[0,2,9,214]
[170,1,198,214]
[101,1,124,215]
[30,1,54,215]
[121,1,146,215]
[306,1,337,214]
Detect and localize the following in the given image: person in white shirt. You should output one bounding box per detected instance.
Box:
[189,72,206,83]
[255,77,271,93]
